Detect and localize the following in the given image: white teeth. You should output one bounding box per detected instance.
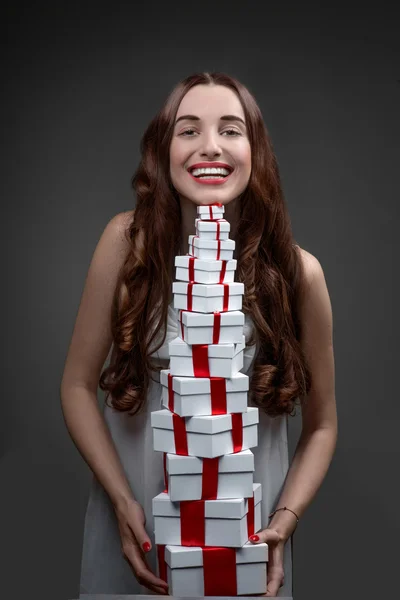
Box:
[190,167,230,177]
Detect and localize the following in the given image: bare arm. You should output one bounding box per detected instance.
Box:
[60,210,169,593]
[268,249,338,539]
[60,210,135,510]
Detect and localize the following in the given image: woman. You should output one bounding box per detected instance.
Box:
[60,72,337,598]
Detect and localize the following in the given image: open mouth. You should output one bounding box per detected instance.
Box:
[187,165,234,184]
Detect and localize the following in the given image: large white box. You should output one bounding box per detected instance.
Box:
[188,235,235,261]
[173,281,244,313]
[178,309,244,344]
[165,449,255,501]
[195,217,230,240]
[151,406,259,458]
[153,483,262,547]
[168,335,245,378]
[197,204,224,220]
[175,255,236,284]
[162,542,268,597]
[160,369,249,416]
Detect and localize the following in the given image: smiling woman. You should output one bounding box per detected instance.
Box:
[60,71,337,599]
[170,87,251,206]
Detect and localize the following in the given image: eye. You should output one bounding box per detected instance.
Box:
[179,128,197,136]
[222,128,241,136]
[179,128,241,137]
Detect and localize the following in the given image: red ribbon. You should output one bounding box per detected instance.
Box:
[223,283,229,310]
[188,256,195,282]
[202,547,237,596]
[180,500,205,546]
[172,413,189,455]
[215,220,220,240]
[210,377,227,414]
[192,345,210,377]
[216,239,221,260]
[231,413,243,453]
[179,309,186,339]
[163,452,168,493]
[208,202,222,219]
[247,495,255,537]
[201,457,219,500]
[187,282,193,310]
[157,544,167,582]
[167,373,174,412]
[212,311,221,344]
[219,260,227,283]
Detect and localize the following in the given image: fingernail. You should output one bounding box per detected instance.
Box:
[142,542,151,552]
[249,534,259,542]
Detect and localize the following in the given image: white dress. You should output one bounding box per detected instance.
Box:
[79,303,293,598]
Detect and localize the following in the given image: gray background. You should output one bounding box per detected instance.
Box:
[2,2,399,599]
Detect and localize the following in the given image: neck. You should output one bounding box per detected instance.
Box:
[178,196,240,255]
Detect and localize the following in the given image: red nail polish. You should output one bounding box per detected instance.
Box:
[142,542,151,552]
[249,534,259,542]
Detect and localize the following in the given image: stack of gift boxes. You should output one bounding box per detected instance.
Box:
[151,203,268,597]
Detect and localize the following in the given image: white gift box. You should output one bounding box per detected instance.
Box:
[188,235,235,261]
[195,217,230,240]
[173,281,244,313]
[165,449,255,501]
[162,542,268,597]
[160,369,249,416]
[177,309,244,344]
[153,483,262,547]
[175,255,236,284]
[151,406,259,458]
[168,335,245,378]
[197,204,224,220]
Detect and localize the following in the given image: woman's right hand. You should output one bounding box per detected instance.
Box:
[115,498,169,595]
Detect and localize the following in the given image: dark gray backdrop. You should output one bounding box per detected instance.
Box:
[2,3,399,600]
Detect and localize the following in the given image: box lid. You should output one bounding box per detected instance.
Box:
[195,218,230,232]
[188,235,235,251]
[173,281,244,298]
[168,335,245,359]
[160,370,249,395]
[197,205,225,216]
[175,255,237,272]
[165,541,268,568]
[166,448,255,475]
[153,483,261,519]
[178,309,245,328]
[151,406,259,434]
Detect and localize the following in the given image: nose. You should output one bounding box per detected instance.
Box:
[199,130,222,157]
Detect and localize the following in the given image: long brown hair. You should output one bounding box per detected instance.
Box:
[99,72,311,417]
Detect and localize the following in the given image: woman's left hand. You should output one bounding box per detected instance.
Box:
[249,528,286,597]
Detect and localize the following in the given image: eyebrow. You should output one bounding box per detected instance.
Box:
[175,114,246,126]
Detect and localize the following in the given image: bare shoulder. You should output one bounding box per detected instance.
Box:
[109,209,135,238]
[296,245,325,287]
[101,209,135,254]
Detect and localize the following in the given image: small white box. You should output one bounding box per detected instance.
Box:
[175,255,236,284]
[153,483,262,547]
[162,542,268,597]
[168,335,245,378]
[151,406,259,458]
[197,204,224,220]
[188,235,235,261]
[160,369,249,416]
[178,309,244,344]
[166,449,255,501]
[195,217,230,240]
[173,281,244,313]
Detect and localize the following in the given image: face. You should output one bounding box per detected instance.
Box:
[169,84,251,207]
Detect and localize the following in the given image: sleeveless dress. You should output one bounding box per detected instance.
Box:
[79,303,293,598]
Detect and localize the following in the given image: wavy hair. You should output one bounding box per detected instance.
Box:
[99,72,312,417]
